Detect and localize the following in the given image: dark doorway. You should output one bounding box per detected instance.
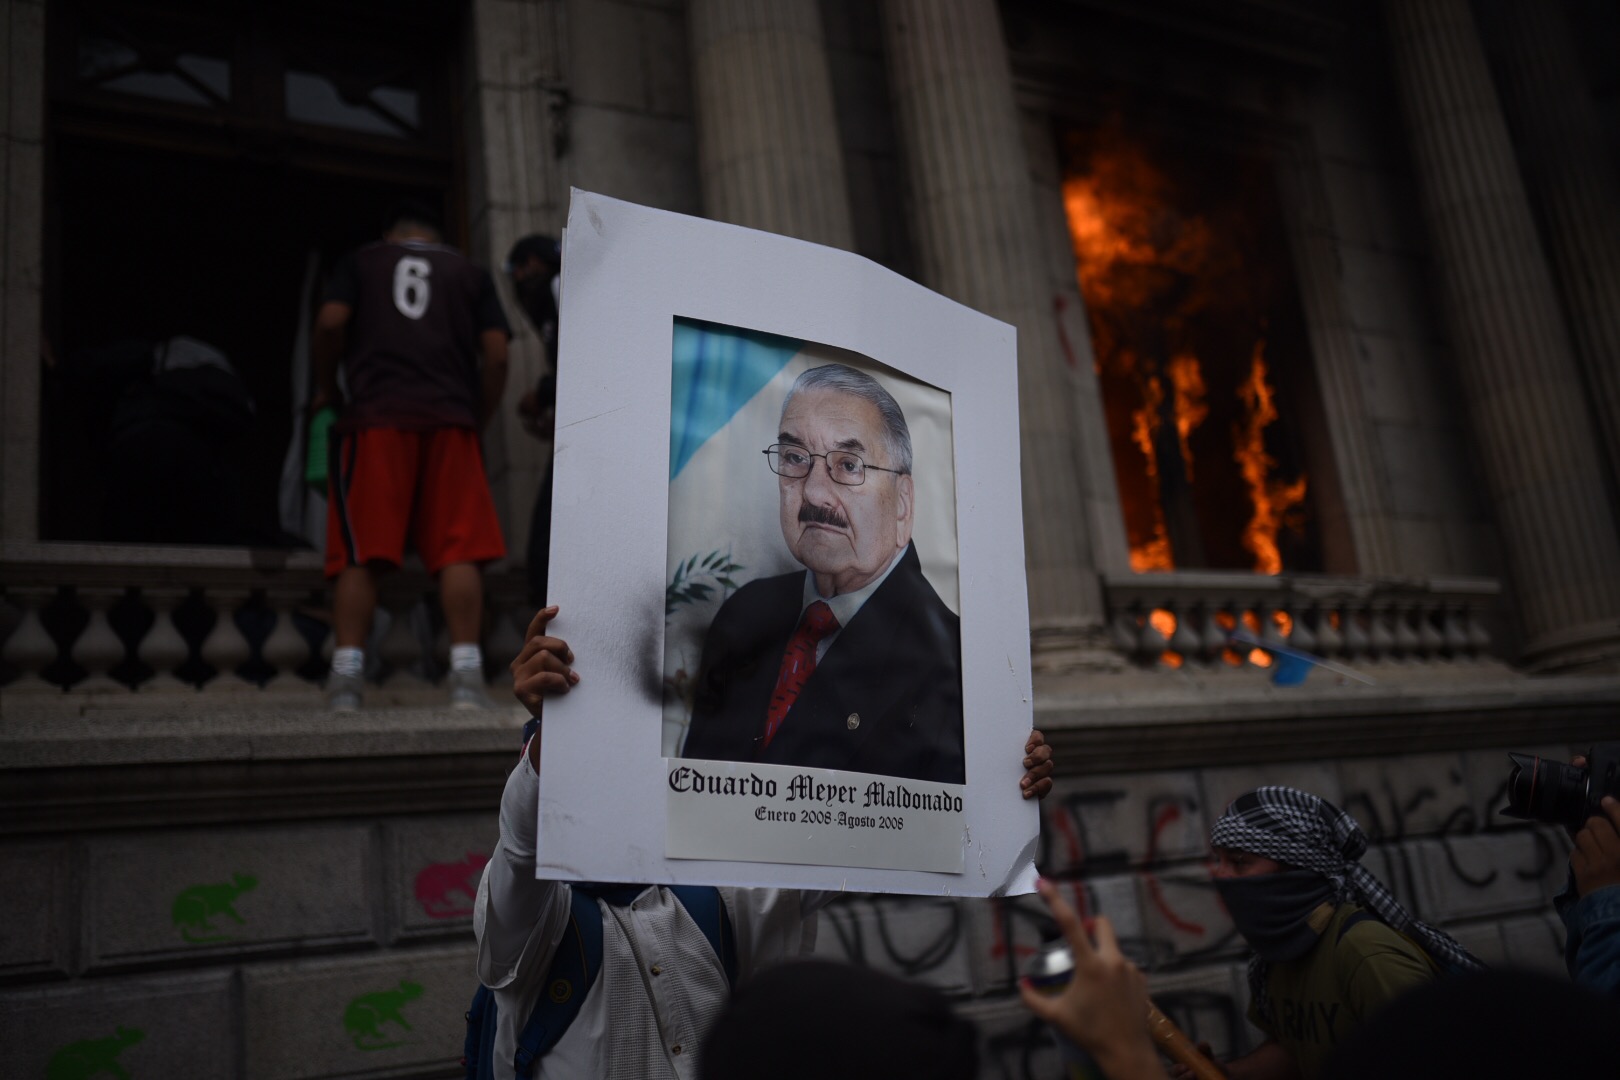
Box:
[41,0,461,545]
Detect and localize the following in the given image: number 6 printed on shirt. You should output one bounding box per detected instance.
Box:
[393,256,432,319]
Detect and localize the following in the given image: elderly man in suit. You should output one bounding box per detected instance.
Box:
[681,363,964,784]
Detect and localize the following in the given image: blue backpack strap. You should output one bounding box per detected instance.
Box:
[511,889,605,1076]
[670,885,737,990]
[462,984,499,1080]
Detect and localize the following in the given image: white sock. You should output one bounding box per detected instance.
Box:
[332,647,364,678]
[450,643,483,674]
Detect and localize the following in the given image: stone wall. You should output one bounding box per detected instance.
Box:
[1,812,491,1079]
[1,739,1577,1078]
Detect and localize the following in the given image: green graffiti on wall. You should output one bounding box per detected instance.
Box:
[170,872,257,943]
[344,980,423,1050]
[46,1025,144,1080]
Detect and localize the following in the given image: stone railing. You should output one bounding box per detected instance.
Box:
[0,543,533,694]
[1102,571,1502,671]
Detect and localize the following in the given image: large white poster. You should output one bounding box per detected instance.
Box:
[538,190,1036,896]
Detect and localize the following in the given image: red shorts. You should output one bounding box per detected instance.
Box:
[325,427,506,577]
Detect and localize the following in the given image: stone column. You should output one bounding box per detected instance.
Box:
[688,0,853,248]
[464,0,569,560]
[883,0,1114,669]
[1022,111,1133,579]
[1383,0,1620,670]
[1275,155,1400,576]
[1490,1,1620,493]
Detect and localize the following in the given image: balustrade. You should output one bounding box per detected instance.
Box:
[0,547,1505,693]
[1102,572,1500,674]
[0,546,533,696]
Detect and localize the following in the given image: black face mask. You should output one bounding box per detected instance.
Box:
[1214,869,1337,963]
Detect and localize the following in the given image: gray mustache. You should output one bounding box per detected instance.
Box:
[799,504,849,529]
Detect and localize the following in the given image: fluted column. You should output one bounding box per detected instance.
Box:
[883,0,1111,668]
[1383,0,1620,670]
[688,0,853,247]
[1490,2,1620,493]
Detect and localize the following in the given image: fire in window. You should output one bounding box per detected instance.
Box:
[1062,125,1322,575]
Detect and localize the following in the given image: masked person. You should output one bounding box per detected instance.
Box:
[1179,787,1484,1080]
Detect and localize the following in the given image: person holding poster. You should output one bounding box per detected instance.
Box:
[680,363,964,784]
[476,605,1052,1079]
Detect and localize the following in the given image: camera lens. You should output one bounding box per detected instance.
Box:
[1503,753,1590,831]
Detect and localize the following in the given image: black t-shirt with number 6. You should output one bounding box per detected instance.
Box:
[322,240,512,431]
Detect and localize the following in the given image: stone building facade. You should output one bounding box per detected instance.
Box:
[2,0,1618,1077]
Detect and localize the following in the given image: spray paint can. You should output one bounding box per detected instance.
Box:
[1024,938,1107,1080]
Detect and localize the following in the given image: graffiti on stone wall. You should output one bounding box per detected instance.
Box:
[1031,783,1239,969]
[46,1026,144,1080]
[171,872,258,943]
[816,754,1569,1076]
[344,980,423,1050]
[414,853,489,919]
[1338,756,1570,918]
[819,895,967,982]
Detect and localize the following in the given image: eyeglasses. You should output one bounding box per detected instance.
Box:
[763,444,904,487]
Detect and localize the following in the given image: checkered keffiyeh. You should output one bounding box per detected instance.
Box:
[1211,786,1484,1024]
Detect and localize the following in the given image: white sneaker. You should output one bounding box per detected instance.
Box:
[326,670,364,712]
[448,668,495,710]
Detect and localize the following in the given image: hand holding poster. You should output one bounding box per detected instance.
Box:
[538,190,1036,895]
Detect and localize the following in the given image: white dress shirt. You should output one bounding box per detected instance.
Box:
[798,546,908,663]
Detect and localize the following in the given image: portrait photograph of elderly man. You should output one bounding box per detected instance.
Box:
[662,319,964,786]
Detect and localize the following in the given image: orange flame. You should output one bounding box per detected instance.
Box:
[1131,536,1174,573]
[1062,154,1221,311]
[1148,608,1184,668]
[1167,354,1208,481]
[1234,341,1307,574]
[1063,132,1307,576]
[1063,140,1220,574]
[1127,375,1174,572]
[1133,376,1165,477]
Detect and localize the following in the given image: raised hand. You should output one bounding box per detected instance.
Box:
[511,605,579,717]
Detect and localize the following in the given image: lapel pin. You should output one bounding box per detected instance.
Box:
[846,713,860,730]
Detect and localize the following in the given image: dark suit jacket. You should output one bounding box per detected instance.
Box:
[681,543,964,784]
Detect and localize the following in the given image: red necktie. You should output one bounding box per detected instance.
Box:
[762,601,840,749]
